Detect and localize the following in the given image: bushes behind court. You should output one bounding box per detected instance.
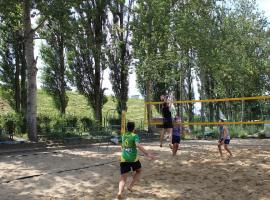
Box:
[37,114,114,140]
[0,113,266,140]
[188,124,264,139]
[0,113,95,140]
[37,114,93,139]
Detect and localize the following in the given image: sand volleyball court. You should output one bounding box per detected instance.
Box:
[0,139,270,200]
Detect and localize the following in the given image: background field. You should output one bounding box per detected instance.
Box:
[0,90,145,128]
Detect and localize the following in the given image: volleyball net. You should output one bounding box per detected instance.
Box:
[144,95,270,138]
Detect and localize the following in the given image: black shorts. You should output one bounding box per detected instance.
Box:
[219,138,230,144]
[172,135,180,144]
[163,119,173,129]
[120,160,142,174]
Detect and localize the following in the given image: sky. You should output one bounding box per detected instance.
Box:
[257,0,270,18]
[36,0,270,98]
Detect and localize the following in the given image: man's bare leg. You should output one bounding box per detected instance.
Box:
[128,168,142,191]
[117,173,129,199]
[218,143,223,157]
[224,144,232,156]
[160,129,165,147]
[168,128,173,149]
[172,143,177,156]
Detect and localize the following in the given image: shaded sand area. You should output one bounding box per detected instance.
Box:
[0,139,270,200]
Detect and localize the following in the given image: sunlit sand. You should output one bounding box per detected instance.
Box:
[0,139,270,200]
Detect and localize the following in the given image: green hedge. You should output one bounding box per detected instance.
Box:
[37,114,95,139]
[0,113,23,135]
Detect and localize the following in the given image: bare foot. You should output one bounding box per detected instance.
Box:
[127,187,133,192]
[116,194,122,199]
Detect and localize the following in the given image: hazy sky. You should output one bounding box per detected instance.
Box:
[36,0,270,97]
[257,0,270,18]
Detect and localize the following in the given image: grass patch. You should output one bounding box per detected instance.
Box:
[1,90,145,128]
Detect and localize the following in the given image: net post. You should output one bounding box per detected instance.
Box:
[121,111,126,134]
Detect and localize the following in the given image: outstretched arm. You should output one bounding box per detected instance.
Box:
[136,142,155,159]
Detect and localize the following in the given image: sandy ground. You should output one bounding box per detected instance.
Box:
[0,139,270,200]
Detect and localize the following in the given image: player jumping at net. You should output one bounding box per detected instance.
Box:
[218,119,233,158]
[160,95,173,148]
[117,122,155,199]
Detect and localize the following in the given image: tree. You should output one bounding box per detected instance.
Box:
[23,0,38,141]
[0,1,27,132]
[107,0,134,116]
[210,0,269,121]
[38,1,72,114]
[132,0,269,125]
[67,0,109,124]
[132,0,174,131]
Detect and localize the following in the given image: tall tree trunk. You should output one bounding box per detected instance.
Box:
[206,73,214,124]
[180,66,185,121]
[175,74,181,117]
[20,40,27,134]
[14,35,21,113]
[58,33,66,115]
[119,2,128,114]
[186,50,194,131]
[93,1,103,124]
[200,69,206,133]
[20,43,27,113]
[23,0,37,141]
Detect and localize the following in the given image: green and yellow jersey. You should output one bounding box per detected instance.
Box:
[120,132,140,162]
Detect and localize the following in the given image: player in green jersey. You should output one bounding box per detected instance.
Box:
[117,122,155,199]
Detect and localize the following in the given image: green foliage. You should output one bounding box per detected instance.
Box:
[40,44,69,114]
[38,0,73,114]
[37,114,94,140]
[132,0,175,95]
[107,0,133,115]
[80,117,93,131]
[132,0,269,124]
[1,0,269,139]
[67,0,109,123]
[107,118,121,125]
[0,2,25,113]
[34,90,144,136]
[228,126,248,138]
[0,113,22,135]
[258,132,266,139]
[49,115,75,131]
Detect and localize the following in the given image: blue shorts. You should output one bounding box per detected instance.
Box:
[219,138,230,144]
[172,135,180,144]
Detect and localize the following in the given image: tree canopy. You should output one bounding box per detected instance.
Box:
[0,0,269,139]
